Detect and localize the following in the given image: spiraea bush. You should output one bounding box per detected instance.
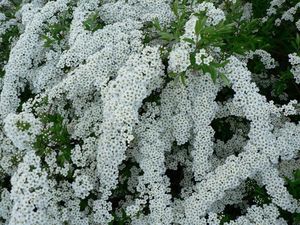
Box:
[0,0,300,224]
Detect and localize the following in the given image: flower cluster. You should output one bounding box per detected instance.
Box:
[195,49,214,66]
[289,52,300,84]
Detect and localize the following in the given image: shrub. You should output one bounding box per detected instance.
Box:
[0,0,300,224]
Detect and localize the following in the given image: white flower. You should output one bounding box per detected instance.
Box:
[72,174,93,199]
[203,55,214,65]
[168,45,191,73]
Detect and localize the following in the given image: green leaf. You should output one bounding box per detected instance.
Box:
[83,12,105,32]
[180,72,186,85]
[182,38,195,45]
[294,213,300,223]
[210,60,230,68]
[294,169,300,180]
[218,22,235,35]
[16,120,31,131]
[189,52,196,67]
[41,34,55,48]
[195,18,203,37]
[152,17,161,31]
[172,0,179,17]
[202,65,218,83]
[159,31,175,41]
[220,73,230,86]
[209,66,218,84]
[201,64,209,74]
[292,33,300,52]
[168,72,177,78]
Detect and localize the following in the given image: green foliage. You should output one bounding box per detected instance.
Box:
[168,71,187,86]
[247,56,267,74]
[32,96,49,112]
[83,12,105,32]
[0,26,19,78]
[189,14,233,84]
[285,169,300,200]
[111,161,139,199]
[219,214,231,224]
[16,120,31,131]
[250,0,271,18]
[108,162,137,225]
[218,205,242,225]
[41,17,71,48]
[241,170,300,225]
[279,169,300,224]
[274,70,294,96]
[245,179,271,206]
[108,209,131,225]
[224,19,268,54]
[291,33,300,53]
[0,0,21,78]
[191,55,230,84]
[0,0,22,19]
[150,1,233,85]
[269,32,300,98]
[41,3,75,49]
[17,84,36,113]
[10,154,22,166]
[195,15,235,49]
[33,113,72,167]
[0,25,19,78]
[279,208,300,225]
[221,0,272,54]
[152,0,189,43]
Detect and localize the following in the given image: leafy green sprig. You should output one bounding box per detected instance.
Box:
[0,0,21,78]
[150,1,234,85]
[41,1,77,49]
[83,12,105,32]
[33,113,72,167]
[41,12,73,49]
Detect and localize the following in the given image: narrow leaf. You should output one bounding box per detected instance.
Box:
[159,31,175,41]
[172,0,179,17]
[195,16,207,37]
[182,37,195,45]
[180,72,186,85]
[220,73,230,86]
[195,19,202,37]
[168,72,177,78]
[207,66,217,83]
[152,17,161,31]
